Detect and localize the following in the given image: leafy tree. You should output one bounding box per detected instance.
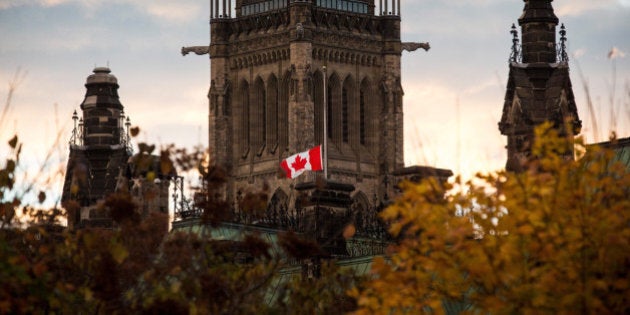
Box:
[1,132,363,314]
[352,124,630,314]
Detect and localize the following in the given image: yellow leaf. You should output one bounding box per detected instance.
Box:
[146,171,156,182]
[517,224,534,235]
[70,184,79,195]
[110,242,129,264]
[83,288,94,302]
[343,224,356,239]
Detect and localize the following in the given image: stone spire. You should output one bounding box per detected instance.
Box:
[499,0,582,172]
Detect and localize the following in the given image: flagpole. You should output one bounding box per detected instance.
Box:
[322,66,328,180]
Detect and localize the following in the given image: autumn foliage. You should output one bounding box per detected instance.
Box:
[3,120,630,314]
[0,134,362,314]
[352,125,630,314]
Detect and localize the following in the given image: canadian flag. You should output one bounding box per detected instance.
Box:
[280,145,323,179]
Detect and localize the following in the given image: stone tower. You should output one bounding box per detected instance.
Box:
[499,0,582,171]
[182,0,447,213]
[62,67,171,229]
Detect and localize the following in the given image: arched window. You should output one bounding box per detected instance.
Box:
[223,82,231,116]
[359,78,371,146]
[313,70,324,145]
[327,81,333,139]
[239,80,250,157]
[254,77,266,150]
[267,74,278,152]
[279,72,290,154]
[359,89,365,145]
[342,75,355,145]
[327,73,341,143]
[342,87,349,143]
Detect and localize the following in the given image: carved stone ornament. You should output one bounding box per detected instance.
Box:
[181,46,210,56]
[401,42,431,53]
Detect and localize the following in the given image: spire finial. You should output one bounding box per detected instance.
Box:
[124,116,133,154]
[70,110,79,146]
[558,23,569,62]
[510,23,521,63]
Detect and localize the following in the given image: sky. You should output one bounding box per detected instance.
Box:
[1,0,629,204]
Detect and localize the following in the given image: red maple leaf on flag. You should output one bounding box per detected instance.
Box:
[292,155,308,172]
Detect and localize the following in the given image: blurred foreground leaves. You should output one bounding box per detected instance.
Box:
[3,122,629,314]
[352,124,630,314]
[0,134,363,314]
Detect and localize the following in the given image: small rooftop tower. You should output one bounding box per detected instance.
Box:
[518,0,559,64]
[499,0,582,171]
[80,67,128,148]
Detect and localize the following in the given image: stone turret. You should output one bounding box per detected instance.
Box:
[178,0,451,231]
[198,0,424,210]
[80,67,128,147]
[519,0,559,64]
[499,0,582,172]
[62,67,172,229]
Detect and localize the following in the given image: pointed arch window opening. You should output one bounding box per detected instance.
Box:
[274,85,279,151]
[224,90,232,116]
[260,87,267,146]
[240,82,251,158]
[342,87,349,143]
[279,74,290,153]
[359,89,366,145]
[313,71,324,145]
[327,82,333,140]
[266,76,279,153]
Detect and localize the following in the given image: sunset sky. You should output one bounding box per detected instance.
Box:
[1,0,629,203]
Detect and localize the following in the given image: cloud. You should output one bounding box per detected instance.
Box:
[40,0,75,6]
[145,2,200,23]
[0,0,203,23]
[0,0,30,9]
[554,0,622,17]
[0,0,75,9]
[572,48,587,59]
[608,46,627,59]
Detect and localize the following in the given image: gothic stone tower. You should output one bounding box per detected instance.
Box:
[62,67,171,229]
[499,0,581,171]
[192,0,433,211]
